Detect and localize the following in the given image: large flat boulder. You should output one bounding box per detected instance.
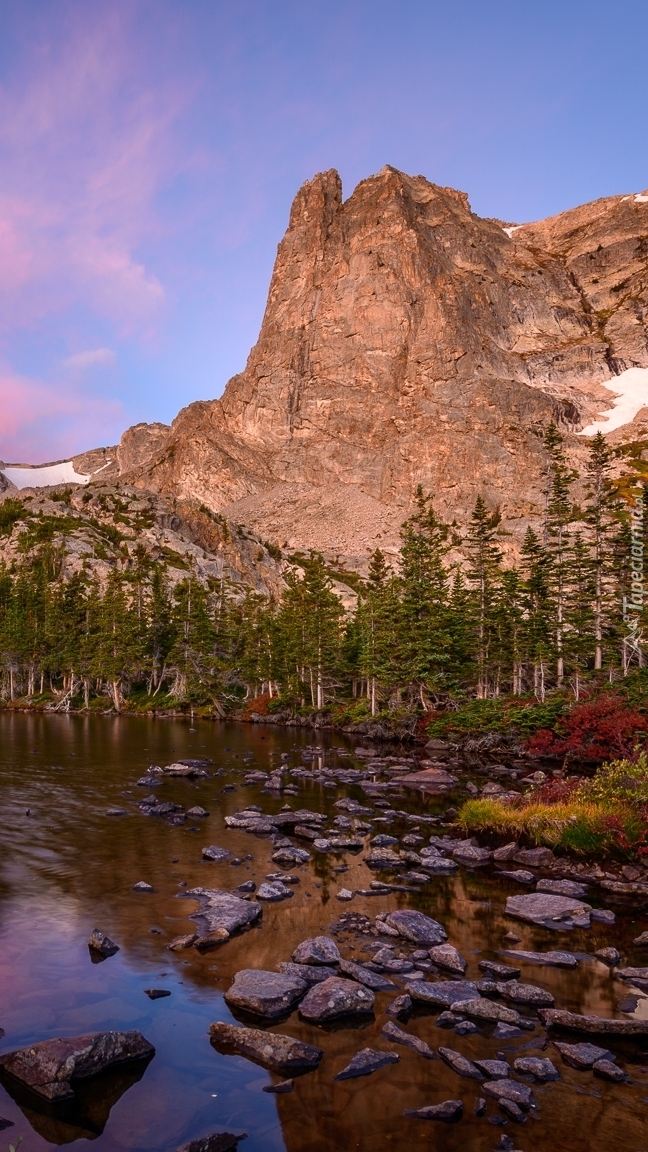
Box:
[209,1021,323,1073]
[299,977,375,1022]
[399,767,458,793]
[451,998,521,1026]
[184,889,262,937]
[498,980,554,1007]
[0,1031,154,1102]
[224,970,306,1018]
[505,893,592,929]
[407,980,479,1008]
[385,910,447,945]
[539,1009,648,1036]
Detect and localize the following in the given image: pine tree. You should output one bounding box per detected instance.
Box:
[520,527,552,700]
[584,432,620,671]
[465,497,503,697]
[543,421,578,685]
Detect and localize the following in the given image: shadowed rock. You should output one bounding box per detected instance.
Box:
[299,977,375,1022]
[224,970,307,1018]
[404,1099,463,1121]
[385,910,447,945]
[291,936,341,965]
[0,1031,154,1103]
[278,962,339,984]
[88,929,119,959]
[184,888,262,937]
[540,1009,648,1036]
[438,1047,483,1080]
[333,1047,399,1080]
[407,980,479,1009]
[174,1131,246,1152]
[380,1020,436,1058]
[209,1021,323,1074]
[338,958,396,991]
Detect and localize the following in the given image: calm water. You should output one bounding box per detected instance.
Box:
[1,714,648,1152]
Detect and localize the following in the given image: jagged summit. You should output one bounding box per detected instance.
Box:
[5,167,648,567]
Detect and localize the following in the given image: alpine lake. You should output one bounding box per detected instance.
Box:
[1,713,648,1152]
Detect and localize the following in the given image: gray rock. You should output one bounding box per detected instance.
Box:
[505,893,591,929]
[493,842,518,861]
[514,847,555,867]
[616,966,648,983]
[451,998,521,1026]
[475,980,500,994]
[193,929,231,950]
[404,1100,463,1122]
[291,936,341,966]
[224,970,307,1018]
[338,959,396,991]
[419,857,459,874]
[499,1099,525,1122]
[277,962,339,985]
[336,889,355,901]
[498,981,554,1007]
[594,947,621,966]
[209,1021,323,1073]
[0,1030,154,1102]
[144,988,171,1000]
[497,870,535,884]
[591,908,615,924]
[514,1056,559,1081]
[185,888,262,937]
[500,948,578,968]
[174,1132,245,1152]
[334,1047,399,1080]
[168,934,197,951]
[386,910,447,945]
[474,1059,510,1078]
[473,1096,487,1116]
[537,878,589,898]
[132,881,154,893]
[452,844,492,866]
[453,1020,478,1035]
[483,1079,534,1109]
[478,960,520,979]
[299,977,375,1022]
[553,1042,615,1069]
[364,847,402,869]
[593,1059,628,1082]
[438,1047,483,1079]
[380,1020,436,1059]
[493,1022,524,1039]
[271,847,311,866]
[435,1011,460,1027]
[385,994,412,1018]
[540,1009,648,1036]
[633,931,648,946]
[428,944,467,974]
[88,929,119,958]
[256,882,293,901]
[407,980,479,1008]
[371,834,399,846]
[202,845,232,863]
[186,807,209,818]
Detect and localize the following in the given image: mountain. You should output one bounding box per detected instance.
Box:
[5,167,648,570]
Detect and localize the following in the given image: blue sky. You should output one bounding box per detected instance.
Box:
[0,0,646,461]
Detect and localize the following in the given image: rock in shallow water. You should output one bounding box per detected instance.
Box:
[202,846,232,862]
[88,929,119,958]
[224,970,307,1018]
[407,980,479,1008]
[404,1099,463,1122]
[438,1047,483,1080]
[474,1059,510,1079]
[184,888,262,937]
[500,948,578,968]
[209,1021,323,1074]
[593,1059,628,1082]
[498,980,554,1007]
[540,1009,648,1036]
[174,1132,246,1152]
[483,1079,534,1109]
[338,958,396,991]
[505,893,591,929]
[299,977,375,1022]
[513,1056,559,1081]
[386,910,447,945]
[385,994,412,1019]
[553,1041,615,1069]
[0,1030,154,1102]
[333,1047,399,1080]
[451,998,522,1026]
[278,962,338,985]
[428,944,467,974]
[380,1020,436,1058]
[291,936,341,966]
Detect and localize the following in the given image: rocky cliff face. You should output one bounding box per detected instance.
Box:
[105,167,648,567]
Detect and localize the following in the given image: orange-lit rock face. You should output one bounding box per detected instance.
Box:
[112,168,648,565]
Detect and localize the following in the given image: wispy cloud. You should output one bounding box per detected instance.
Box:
[63,348,116,371]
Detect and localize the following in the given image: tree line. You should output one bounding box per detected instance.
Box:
[0,425,645,714]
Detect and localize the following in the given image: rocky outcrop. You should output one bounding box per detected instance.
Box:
[0,1031,154,1102]
[101,167,647,566]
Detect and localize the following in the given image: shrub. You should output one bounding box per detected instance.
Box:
[526,695,648,762]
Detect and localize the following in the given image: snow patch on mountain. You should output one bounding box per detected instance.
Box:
[579,367,648,436]
[1,460,90,489]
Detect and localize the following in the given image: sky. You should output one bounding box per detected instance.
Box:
[0,0,646,464]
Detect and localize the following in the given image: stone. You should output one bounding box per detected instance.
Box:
[483,1080,534,1110]
[513,1056,559,1081]
[144,988,171,999]
[497,870,535,884]
[371,834,399,847]
[493,843,518,861]
[536,878,589,898]
[132,881,155,893]
[174,1132,245,1152]
[380,1021,436,1059]
[400,767,459,792]
[498,1099,525,1123]
[209,1021,323,1073]
[419,857,459,874]
[452,844,492,866]
[541,1009,648,1036]
[193,929,230,951]
[299,977,375,1022]
[263,1079,294,1093]
[333,1047,399,1080]
[364,848,402,869]
[500,948,578,968]
[404,1100,463,1122]
[256,882,293,901]
[0,1031,154,1102]
[202,846,231,862]
[493,1022,524,1039]
[386,910,447,945]
[336,889,354,901]
[453,1020,478,1035]
[479,961,521,979]
[591,909,615,924]
[633,931,648,946]
[474,1059,510,1078]
[593,1059,628,1082]
[277,962,338,985]
[407,980,479,1008]
[338,959,396,991]
[292,936,342,965]
[505,893,591,928]
[88,929,119,958]
[498,981,555,1007]
[187,807,209,818]
[438,1047,483,1079]
[616,966,648,983]
[436,1011,460,1027]
[184,888,262,937]
[513,847,555,867]
[452,999,522,1026]
[385,994,412,1018]
[474,1097,487,1116]
[224,970,307,1018]
[168,934,197,951]
[595,947,621,966]
[271,847,310,866]
[428,944,467,974]
[553,1042,614,1069]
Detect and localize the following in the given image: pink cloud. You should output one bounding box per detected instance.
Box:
[0,366,124,463]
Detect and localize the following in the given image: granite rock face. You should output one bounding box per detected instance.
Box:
[103,169,648,566]
[0,1031,154,1102]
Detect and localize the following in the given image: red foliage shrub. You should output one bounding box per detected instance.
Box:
[602,809,648,857]
[242,693,271,717]
[526,695,648,762]
[531,776,582,805]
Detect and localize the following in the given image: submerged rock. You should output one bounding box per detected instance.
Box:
[404,1099,463,1122]
[209,1021,323,1074]
[438,1047,483,1080]
[333,1047,399,1080]
[224,970,307,1018]
[0,1030,154,1102]
[299,977,375,1022]
[380,1021,436,1058]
